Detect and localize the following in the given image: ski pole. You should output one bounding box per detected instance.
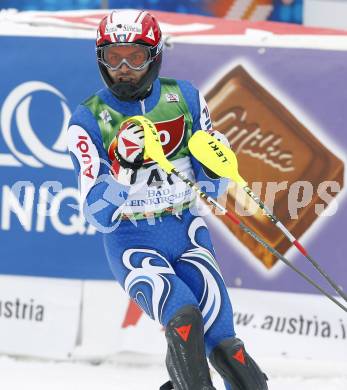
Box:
[188,130,347,303]
[123,116,347,313]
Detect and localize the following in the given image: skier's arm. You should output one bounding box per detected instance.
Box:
[179,81,230,198]
[67,104,131,231]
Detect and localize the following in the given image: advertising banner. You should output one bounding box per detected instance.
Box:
[0,34,108,279]
[77,281,165,358]
[0,275,82,359]
[1,10,345,294]
[0,10,346,360]
[80,281,347,361]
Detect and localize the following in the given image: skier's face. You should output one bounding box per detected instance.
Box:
[105,45,149,84]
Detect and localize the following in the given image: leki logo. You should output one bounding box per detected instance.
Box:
[0,81,73,169]
[207,140,228,163]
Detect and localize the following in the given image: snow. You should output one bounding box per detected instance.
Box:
[1,355,347,390]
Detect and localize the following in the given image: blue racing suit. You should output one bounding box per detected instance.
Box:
[67,77,236,356]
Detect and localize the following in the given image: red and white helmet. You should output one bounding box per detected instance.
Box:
[96,10,163,101]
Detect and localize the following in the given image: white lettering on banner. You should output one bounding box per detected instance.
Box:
[0,275,82,359]
[1,182,35,231]
[50,188,87,235]
[0,182,95,235]
[0,81,73,169]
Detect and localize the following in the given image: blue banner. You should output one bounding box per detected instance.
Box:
[0,36,113,279]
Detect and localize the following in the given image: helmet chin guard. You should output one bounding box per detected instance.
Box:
[96,10,163,101]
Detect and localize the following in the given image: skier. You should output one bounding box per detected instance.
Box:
[68,9,268,390]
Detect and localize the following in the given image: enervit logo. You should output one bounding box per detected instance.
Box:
[0,81,73,169]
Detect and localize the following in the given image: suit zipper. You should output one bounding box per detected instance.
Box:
[140,99,146,115]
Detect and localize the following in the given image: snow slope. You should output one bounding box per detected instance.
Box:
[1,356,346,390]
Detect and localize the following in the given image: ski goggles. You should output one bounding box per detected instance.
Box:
[97,43,152,71]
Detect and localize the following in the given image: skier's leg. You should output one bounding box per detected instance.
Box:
[209,337,268,390]
[174,216,236,354]
[175,216,268,389]
[104,227,215,389]
[105,242,198,325]
[165,305,216,390]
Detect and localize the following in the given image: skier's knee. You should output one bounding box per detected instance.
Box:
[209,337,268,390]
